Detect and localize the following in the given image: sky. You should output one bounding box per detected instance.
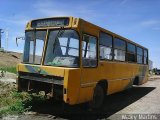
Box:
[0,0,160,68]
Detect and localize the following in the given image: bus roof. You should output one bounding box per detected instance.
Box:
[79,18,148,50]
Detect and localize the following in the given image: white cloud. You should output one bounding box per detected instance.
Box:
[33,0,101,21]
[120,0,129,5]
[140,20,160,31]
[141,20,160,26]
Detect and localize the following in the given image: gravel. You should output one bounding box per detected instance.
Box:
[0,72,16,83]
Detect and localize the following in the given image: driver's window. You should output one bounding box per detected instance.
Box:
[82,34,97,67]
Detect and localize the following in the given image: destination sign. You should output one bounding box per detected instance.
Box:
[31,18,69,28]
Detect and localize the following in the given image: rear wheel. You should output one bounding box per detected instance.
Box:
[89,84,105,110]
[133,77,139,85]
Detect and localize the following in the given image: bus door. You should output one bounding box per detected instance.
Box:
[81,34,98,88]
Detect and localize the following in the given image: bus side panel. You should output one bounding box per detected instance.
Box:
[63,69,81,105]
[99,61,122,94]
[99,61,147,95]
[138,65,148,84]
[78,86,95,104]
[64,63,148,105]
[78,67,101,104]
[100,61,132,94]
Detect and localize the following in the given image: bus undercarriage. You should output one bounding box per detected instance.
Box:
[17,72,64,100]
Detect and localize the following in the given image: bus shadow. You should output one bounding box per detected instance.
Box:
[30,86,155,120]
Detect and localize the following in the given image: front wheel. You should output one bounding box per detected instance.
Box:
[89,84,105,110]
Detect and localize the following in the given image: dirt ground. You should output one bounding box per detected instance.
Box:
[0,51,22,67]
[1,75,160,120]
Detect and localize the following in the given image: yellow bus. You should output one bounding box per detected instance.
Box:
[17,16,148,109]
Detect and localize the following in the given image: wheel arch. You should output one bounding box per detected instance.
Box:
[97,79,108,95]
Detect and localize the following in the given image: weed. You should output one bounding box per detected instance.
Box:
[4,67,17,74]
[0,82,46,116]
[0,66,17,75]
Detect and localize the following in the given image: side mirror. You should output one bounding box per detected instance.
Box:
[16,37,25,47]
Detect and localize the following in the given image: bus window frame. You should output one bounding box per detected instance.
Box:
[22,30,47,65]
[99,31,113,61]
[82,33,98,68]
[113,37,126,62]
[136,46,144,65]
[44,28,81,68]
[126,42,136,63]
[143,49,148,65]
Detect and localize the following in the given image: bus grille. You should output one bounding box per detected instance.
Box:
[19,72,64,85]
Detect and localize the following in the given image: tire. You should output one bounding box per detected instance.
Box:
[89,84,105,110]
[133,77,139,85]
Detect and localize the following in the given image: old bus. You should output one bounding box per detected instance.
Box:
[16,17,148,108]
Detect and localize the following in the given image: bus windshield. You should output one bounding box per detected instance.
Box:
[44,29,80,67]
[23,30,46,64]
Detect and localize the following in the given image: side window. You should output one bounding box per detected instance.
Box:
[99,32,113,60]
[82,34,97,67]
[137,47,143,64]
[144,49,148,64]
[127,43,136,62]
[114,38,126,61]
